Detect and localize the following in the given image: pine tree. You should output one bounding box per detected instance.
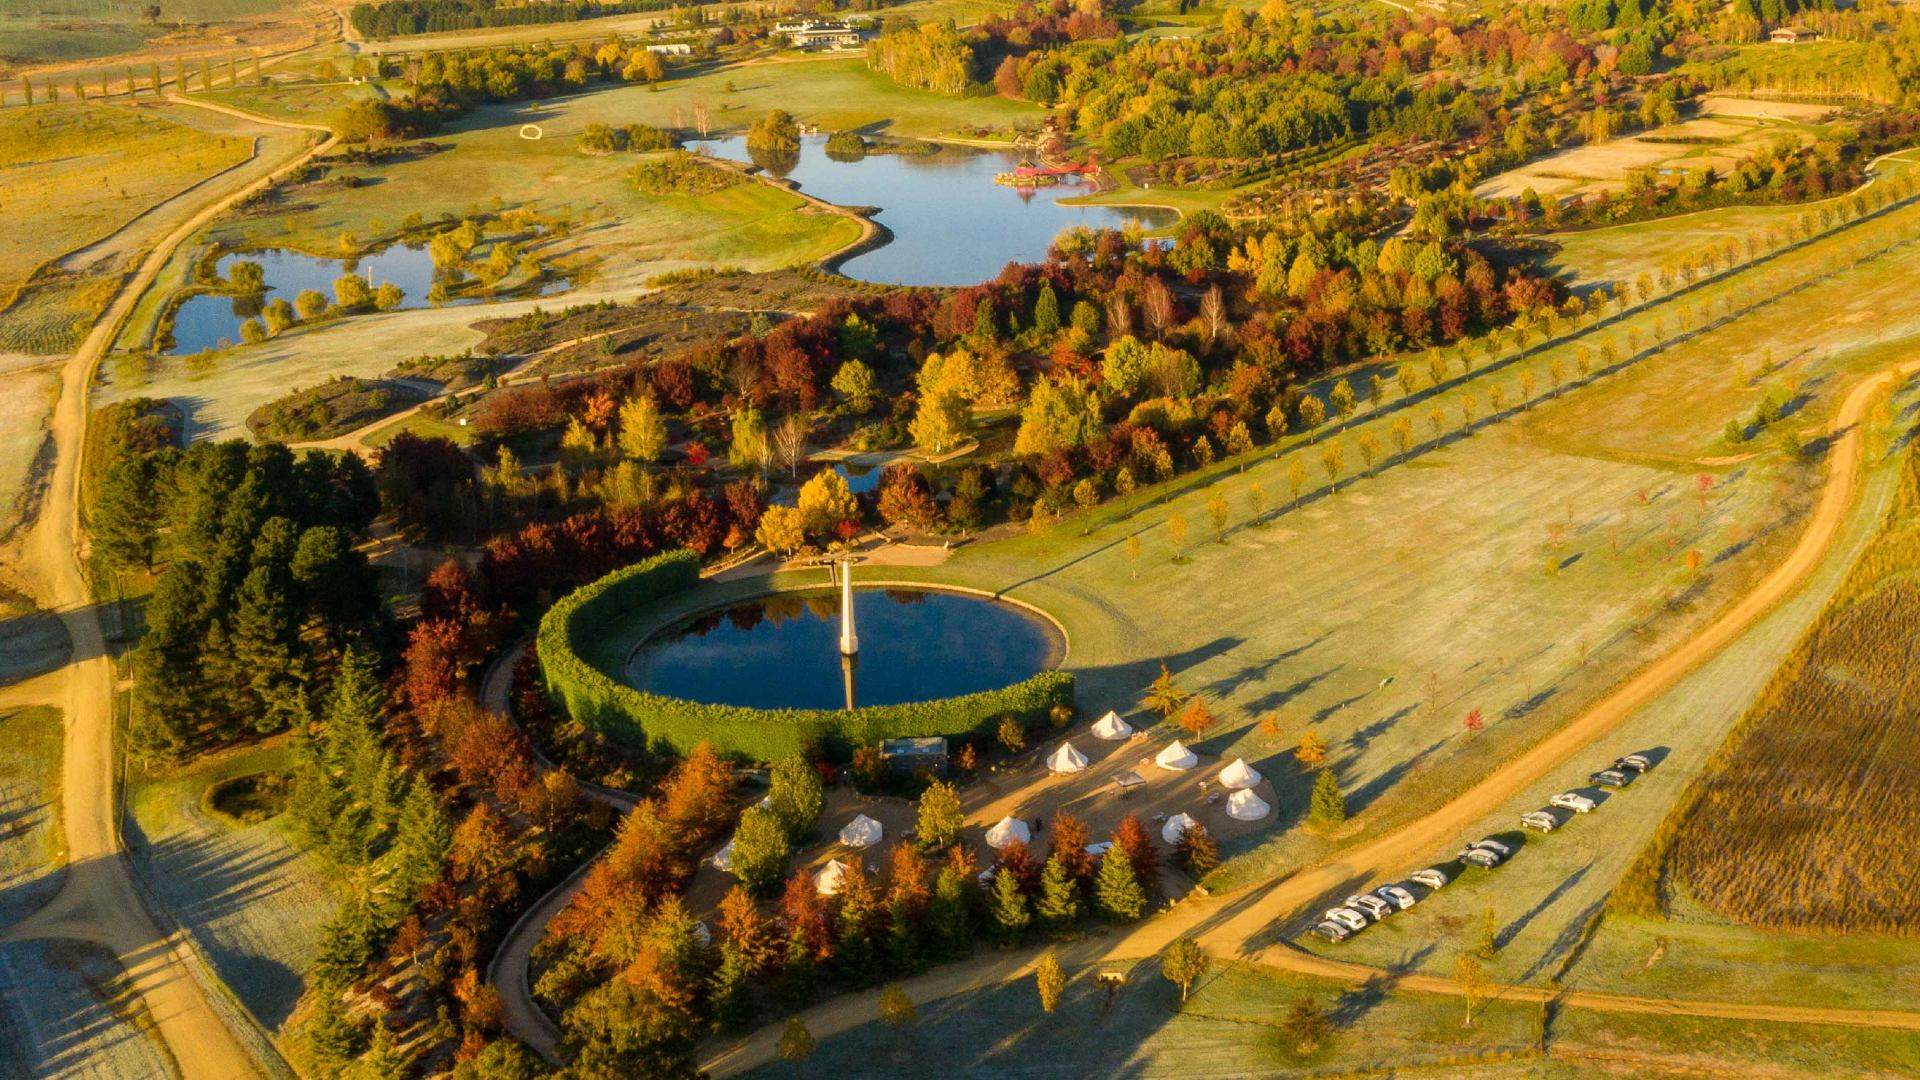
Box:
[990,869,1031,944]
[1309,768,1347,825]
[709,943,754,1029]
[1175,821,1219,877]
[1095,848,1147,921]
[1033,283,1062,335]
[1035,856,1081,929]
[930,863,975,959]
[1475,904,1500,959]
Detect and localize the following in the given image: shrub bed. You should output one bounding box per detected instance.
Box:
[537,550,1075,761]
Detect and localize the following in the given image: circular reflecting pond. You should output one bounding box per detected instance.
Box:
[625,588,1062,710]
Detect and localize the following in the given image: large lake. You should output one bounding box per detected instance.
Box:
[693,134,1177,286]
[626,587,1063,710]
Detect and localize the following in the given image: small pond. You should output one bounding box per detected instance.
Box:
[165,245,569,355]
[626,587,1062,710]
[691,134,1177,286]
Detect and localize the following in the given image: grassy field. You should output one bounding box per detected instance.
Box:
[743,959,1543,1078]
[743,954,1920,1078]
[1288,379,1920,1006]
[0,362,58,540]
[1477,96,1833,203]
[1539,151,1920,289]
[0,0,292,68]
[0,705,64,925]
[124,739,338,1033]
[1658,454,1920,933]
[0,100,254,278]
[0,939,176,1080]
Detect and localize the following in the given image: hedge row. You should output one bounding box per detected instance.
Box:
[537,550,1076,761]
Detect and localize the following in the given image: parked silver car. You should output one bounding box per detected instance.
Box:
[1376,884,1419,910]
[1551,791,1597,813]
[1311,920,1354,943]
[1520,809,1560,833]
[1590,768,1633,788]
[1614,753,1654,773]
[1410,867,1451,891]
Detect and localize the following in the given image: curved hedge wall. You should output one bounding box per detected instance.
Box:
[537,550,1076,761]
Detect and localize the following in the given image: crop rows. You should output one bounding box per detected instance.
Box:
[1625,449,1920,932]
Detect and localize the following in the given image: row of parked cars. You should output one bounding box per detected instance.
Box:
[1309,752,1657,944]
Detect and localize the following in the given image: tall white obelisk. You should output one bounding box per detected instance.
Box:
[838,558,858,656]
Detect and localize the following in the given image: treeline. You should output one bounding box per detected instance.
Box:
[1005,5,1632,163]
[349,0,678,40]
[333,38,677,142]
[94,436,385,758]
[867,22,980,94]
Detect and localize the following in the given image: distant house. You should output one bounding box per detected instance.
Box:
[645,42,693,55]
[775,19,868,50]
[1769,25,1820,44]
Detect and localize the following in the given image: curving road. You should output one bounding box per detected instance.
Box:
[694,356,1920,1076]
[2,99,338,1077]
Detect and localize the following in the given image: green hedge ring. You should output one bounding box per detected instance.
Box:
[537,550,1076,761]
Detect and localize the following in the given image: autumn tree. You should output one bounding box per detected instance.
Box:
[618,394,668,463]
[1160,936,1208,1002]
[1296,730,1327,768]
[1036,949,1066,1013]
[917,779,964,847]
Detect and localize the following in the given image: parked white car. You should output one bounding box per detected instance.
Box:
[1520,809,1560,833]
[1551,791,1597,813]
[1346,894,1393,920]
[1324,907,1370,932]
[1376,884,1419,910]
[1410,867,1451,891]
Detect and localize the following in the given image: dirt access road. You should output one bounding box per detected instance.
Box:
[1,98,339,1078]
[697,357,1920,1076]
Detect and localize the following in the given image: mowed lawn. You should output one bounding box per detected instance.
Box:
[125,740,338,1033]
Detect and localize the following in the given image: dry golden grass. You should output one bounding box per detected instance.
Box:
[1622,447,1920,932]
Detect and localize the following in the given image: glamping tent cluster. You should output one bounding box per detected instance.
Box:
[707,709,1274,899]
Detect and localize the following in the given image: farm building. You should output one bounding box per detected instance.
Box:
[1769,26,1821,43]
[775,19,868,49]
